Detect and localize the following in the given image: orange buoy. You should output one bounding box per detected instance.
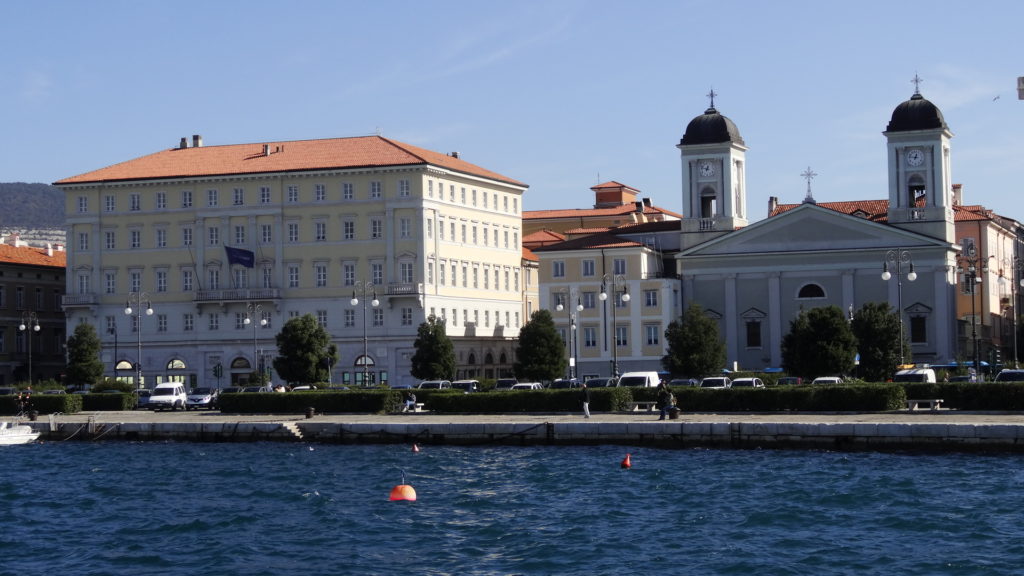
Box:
[389,484,417,501]
[389,470,417,501]
[621,453,632,469]
[412,443,420,453]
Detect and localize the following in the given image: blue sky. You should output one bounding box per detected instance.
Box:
[2,0,1022,221]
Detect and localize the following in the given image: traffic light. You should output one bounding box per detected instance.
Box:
[213,364,223,378]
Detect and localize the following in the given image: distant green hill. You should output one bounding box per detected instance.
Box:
[0,182,64,228]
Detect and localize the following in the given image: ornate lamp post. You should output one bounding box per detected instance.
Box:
[599,274,630,377]
[244,303,267,385]
[956,244,990,381]
[350,282,379,387]
[124,292,153,389]
[555,288,583,380]
[18,311,40,385]
[881,248,916,366]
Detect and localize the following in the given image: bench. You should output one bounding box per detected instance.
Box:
[628,401,658,412]
[906,398,943,411]
[401,403,426,413]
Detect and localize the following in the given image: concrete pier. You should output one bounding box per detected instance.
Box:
[14,410,1024,451]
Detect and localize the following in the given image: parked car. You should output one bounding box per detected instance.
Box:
[0,387,16,395]
[43,389,66,394]
[699,377,731,389]
[948,375,973,382]
[451,380,480,393]
[494,378,518,389]
[186,387,219,410]
[731,377,765,388]
[584,377,618,387]
[147,383,187,411]
[417,380,452,389]
[511,383,543,390]
[617,371,661,387]
[549,379,580,389]
[892,368,936,383]
[134,389,151,409]
[811,376,843,385]
[995,370,1024,382]
[241,386,271,393]
[777,376,802,386]
[389,383,414,389]
[221,386,243,394]
[669,378,698,387]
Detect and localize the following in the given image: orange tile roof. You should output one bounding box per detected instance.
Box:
[524,205,682,220]
[55,135,526,187]
[591,180,639,192]
[771,199,1002,224]
[0,244,66,268]
[530,230,645,252]
[522,247,539,262]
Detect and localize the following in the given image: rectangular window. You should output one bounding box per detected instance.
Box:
[315,184,326,201]
[234,225,246,245]
[288,266,300,288]
[233,188,244,205]
[157,314,167,333]
[183,313,194,332]
[461,224,467,243]
[261,310,272,330]
[315,222,327,241]
[208,227,219,246]
[105,272,116,294]
[582,260,595,277]
[401,307,413,326]
[182,190,193,208]
[315,264,327,287]
[398,179,410,197]
[208,314,220,331]
[260,186,271,204]
[461,265,468,287]
[342,182,354,200]
[371,219,383,239]
[156,191,166,209]
[182,227,192,246]
[104,195,115,212]
[207,189,218,207]
[156,271,167,292]
[78,196,88,213]
[233,268,248,289]
[78,274,90,294]
[261,224,272,243]
[288,223,299,242]
[78,232,89,251]
[343,263,355,286]
[105,231,116,250]
[400,218,411,238]
[156,229,166,248]
[262,267,273,289]
[553,261,565,278]
[615,325,628,347]
[344,309,355,327]
[130,271,141,293]
[343,221,355,240]
[287,186,299,203]
[208,268,220,290]
[235,312,247,330]
[449,185,455,202]
[746,320,762,348]
[316,310,328,328]
[645,324,660,346]
[130,193,140,211]
[373,308,383,327]
[645,290,658,307]
[130,230,141,249]
[371,263,384,285]
[613,258,627,275]
[370,181,382,198]
[182,270,193,292]
[400,262,414,284]
[910,316,927,344]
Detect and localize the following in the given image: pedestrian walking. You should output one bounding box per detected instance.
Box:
[579,383,591,418]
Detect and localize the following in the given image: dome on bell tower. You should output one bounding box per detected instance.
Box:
[886,92,948,132]
[680,106,745,146]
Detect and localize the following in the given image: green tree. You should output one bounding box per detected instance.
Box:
[410,315,456,381]
[65,323,105,388]
[514,309,565,382]
[781,305,857,379]
[273,314,337,385]
[661,302,727,378]
[850,301,906,381]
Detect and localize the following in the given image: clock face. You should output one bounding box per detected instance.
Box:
[906,149,924,167]
[699,161,716,177]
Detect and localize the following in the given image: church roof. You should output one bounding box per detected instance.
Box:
[54,135,526,188]
[680,106,745,146]
[770,199,1003,224]
[886,92,948,133]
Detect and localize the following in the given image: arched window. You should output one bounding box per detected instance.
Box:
[797,284,825,299]
[166,359,186,370]
[231,357,251,370]
[700,186,717,218]
[907,174,926,207]
[484,352,494,365]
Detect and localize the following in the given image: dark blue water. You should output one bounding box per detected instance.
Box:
[2,442,1023,575]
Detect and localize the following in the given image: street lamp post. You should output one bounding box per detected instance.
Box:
[19,311,40,385]
[881,248,917,366]
[124,292,153,389]
[350,281,379,387]
[999,257,1024,369]
[244,303,267,386]
[956,244,990,381]
[108,327,119,381]
[555,288,583,380]
[599,274,630,378]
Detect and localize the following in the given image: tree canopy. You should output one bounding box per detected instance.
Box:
[661,302,726,378]
[781,305,857,379]
[410,315,456,381]
[850,301,907,381]
[273,314,337,385]
[65,323,105,387]
[514,309,565,382]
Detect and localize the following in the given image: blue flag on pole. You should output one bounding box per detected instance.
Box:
[225,246,255,268]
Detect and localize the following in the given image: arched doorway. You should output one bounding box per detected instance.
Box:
[354,354,376,387]
[231,357,252,385]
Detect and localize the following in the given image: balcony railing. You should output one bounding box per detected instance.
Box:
[62,293,96,306]
[384,282,421,296]
[194,288,281,302]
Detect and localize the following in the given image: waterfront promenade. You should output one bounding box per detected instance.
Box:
[14,409,1024,451]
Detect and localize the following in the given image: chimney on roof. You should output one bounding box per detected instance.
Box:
[179,137,189,149]
[952,183,962,206]
[643,197,652,207]
[263,144,271,156]
[634,201,644,213]
[768,196,778,214]
[192,134,203,148]
[449,151,460,159]
[46,243,52,257]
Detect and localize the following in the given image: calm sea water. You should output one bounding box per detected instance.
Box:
[2,441,1023,575]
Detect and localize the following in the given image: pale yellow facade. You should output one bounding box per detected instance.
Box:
[61,161,527,387]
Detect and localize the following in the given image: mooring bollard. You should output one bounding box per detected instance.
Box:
[305,407,316,419]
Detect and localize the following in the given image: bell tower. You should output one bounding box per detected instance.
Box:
[884,76,955,243]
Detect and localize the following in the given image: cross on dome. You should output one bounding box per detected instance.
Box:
[706,87,717,109]
[911,73,923,95]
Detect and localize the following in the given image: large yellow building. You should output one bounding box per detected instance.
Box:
[56,135,529,388]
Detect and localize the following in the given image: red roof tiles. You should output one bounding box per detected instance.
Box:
[0,244,66,268]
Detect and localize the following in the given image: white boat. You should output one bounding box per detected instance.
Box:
[0,421,40,445]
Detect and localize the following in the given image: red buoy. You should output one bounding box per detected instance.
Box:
[412,443,420,453]
[621,454,632,469]
[390,470,417,501]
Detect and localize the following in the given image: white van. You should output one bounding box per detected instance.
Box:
[617,371,661,387]
[148,383,187,411]
[892,368,937,383]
